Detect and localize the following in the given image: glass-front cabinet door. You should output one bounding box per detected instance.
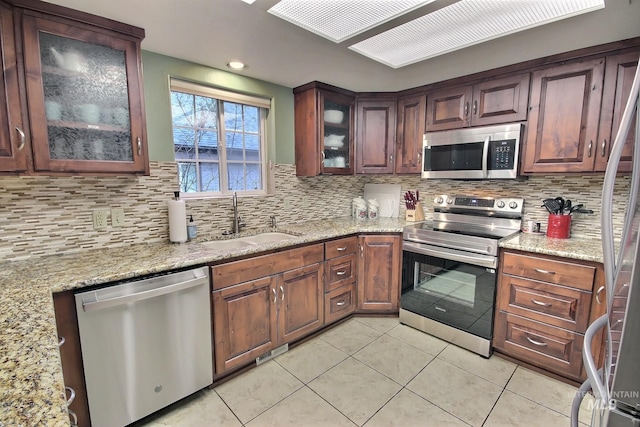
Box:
[320,91,353,175]
[22,15,148,174]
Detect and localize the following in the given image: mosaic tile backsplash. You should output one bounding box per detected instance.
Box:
[0,161,628,261]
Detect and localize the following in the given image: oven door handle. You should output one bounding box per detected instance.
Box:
[403,241,497,269]
[482,135,491,178]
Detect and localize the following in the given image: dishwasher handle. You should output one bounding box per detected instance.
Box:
[82,275,208,312]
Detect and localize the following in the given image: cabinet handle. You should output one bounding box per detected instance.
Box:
[336,300,347,306]
[464,102,469,117]
[389,154,393,163]
[58,336,66,347]
[272,288,277,304]
[65,386,76,406]
[473,100,477,115]
[321,151,326,166]
[531,299,552,307]
[596,285,605,305]
[533,268,555,275]
[280,285,285,301]
[137,137,142,156]
[417,150,422,160]
[336,246,347,251]
[588,140,593,157]
[336,270,347,276]
[360,244,363,258]
[15,127,25,150]
[68,408,78,427]
[525,335,548,347]
[601,139,607,157]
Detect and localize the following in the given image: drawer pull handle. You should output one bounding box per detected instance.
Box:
[525,336,548,347]
[336,300,347,306]
[58,336,66,347]
[435,306,447,313]
[596,285,605,305]
[336,270,347,276]
[336,246,347,251]
[531,299,552,307]
[534,268,555,275]
[65,386,76,406]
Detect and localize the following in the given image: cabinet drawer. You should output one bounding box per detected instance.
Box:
[325,236,358,259]
[502,252,595,291]
[211,244,324,290]
[497,275,592,332]
[494,311,584,379]
[325,254,356,292]
[324,283,356,325]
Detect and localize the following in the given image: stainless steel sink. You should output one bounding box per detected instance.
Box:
[243,232,298,244]
[203,232,298,249]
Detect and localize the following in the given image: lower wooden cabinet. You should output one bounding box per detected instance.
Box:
[211,252,324,377]
[357,234,401,312]
[493,249,605,382]
[324,283,356,324]
[53,291,90,427]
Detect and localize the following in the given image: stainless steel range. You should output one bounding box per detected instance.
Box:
[400,195,524,357]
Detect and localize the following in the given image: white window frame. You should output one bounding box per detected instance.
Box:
[170,78,271,198]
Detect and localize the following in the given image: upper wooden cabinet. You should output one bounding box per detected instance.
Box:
[294,82,355,176]
[0,2,27,172]
[425,73,530,131]
[355,96,396,174]
[522,58,605,174]
[594,50,639,173]
[395,94,426,174]
[0,0,148,175]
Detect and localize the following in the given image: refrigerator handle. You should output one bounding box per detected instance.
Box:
[583,314,609,401]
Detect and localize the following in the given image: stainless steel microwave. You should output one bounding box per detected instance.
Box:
[422,123,523,179]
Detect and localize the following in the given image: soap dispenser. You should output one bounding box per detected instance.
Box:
[187,215,197,240]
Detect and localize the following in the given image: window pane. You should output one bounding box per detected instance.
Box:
[224,102,243,131]
[174,127,196,160]
[245,134,260,161]
[197,129,219,160]
[171,92,194,126]
[225,131,244,159]
[177,162,197,193]
[243,106,259,133]
[246,164,262,190]
[227,163,245,191]
[200,163,220,192]
[195,96,217,129]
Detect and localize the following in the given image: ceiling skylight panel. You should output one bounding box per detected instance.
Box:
[350,0,605,68]
[268,0,435,43]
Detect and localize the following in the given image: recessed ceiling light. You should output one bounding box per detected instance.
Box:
[268,0,435,43]
[350,0,605,68]
[227,61,247,70]
[240,0,256,4]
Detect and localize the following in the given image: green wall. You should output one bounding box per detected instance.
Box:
[141,51,295,164]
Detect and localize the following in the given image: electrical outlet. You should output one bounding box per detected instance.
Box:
[92,210,108,230]
[111,208,125,227]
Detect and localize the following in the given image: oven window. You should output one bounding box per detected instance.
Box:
[401,250,497,339]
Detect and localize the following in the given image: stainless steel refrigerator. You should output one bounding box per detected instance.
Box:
[572,55,640,427]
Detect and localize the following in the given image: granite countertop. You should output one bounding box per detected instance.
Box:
[499,232,604,263]
[0,217,605,426]
[0,217,408,427]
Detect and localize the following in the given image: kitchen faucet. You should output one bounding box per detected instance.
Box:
[232,191,246,234]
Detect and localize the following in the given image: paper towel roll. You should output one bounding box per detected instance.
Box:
[168,199,188,243]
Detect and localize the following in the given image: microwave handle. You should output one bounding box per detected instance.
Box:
[482,136,491,178]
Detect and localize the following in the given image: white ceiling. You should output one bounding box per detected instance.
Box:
[42,0,640,92]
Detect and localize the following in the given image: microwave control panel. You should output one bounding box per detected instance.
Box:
[489,139,516,170]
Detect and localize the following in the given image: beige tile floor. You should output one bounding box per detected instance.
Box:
[138,317,595,427]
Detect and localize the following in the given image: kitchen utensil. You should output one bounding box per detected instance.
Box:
[555,197,565,214]
[573,208,594,214]
[563,199,572,214]
[569,203,584,214]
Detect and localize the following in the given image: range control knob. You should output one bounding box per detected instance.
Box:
[446,198,454,204]
[509,201,518,209]
[496,200,505,208]
[435,197,444,204]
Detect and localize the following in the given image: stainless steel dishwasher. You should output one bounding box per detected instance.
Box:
[75,267,213,427]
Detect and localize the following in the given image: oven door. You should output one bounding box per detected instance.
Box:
[401,241,498,340]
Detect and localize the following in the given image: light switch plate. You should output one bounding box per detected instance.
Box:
[111,208,125,227]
